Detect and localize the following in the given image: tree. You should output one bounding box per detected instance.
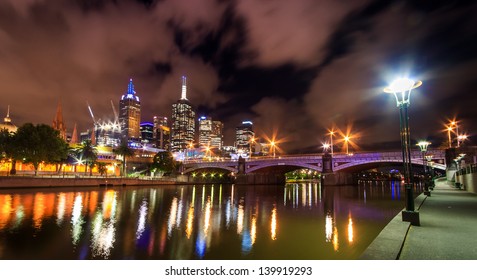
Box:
[0,128,17,174]
[75,140,97,176]
[96,162,108,177]
[113,141,135,176]
[14,123,69,176]
[151,151,178,176]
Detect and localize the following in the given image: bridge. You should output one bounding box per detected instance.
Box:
[182,149,447,175]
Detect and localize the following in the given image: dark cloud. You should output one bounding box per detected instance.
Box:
[1,0,476,153]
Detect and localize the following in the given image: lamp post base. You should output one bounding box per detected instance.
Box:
[402,210,420,226]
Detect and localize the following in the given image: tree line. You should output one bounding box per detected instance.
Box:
[0,123,179,176]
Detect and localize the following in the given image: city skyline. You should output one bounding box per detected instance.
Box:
[1,0,476,153]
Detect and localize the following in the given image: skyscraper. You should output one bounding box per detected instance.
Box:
[119,79,141,141]
[235,121,254,154]
[171,76,196,152]
[140,122,154,144]
[210,120,224,150]
[198,116,212,147]
[153,116,170,150]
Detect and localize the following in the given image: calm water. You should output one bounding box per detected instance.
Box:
[0,181,421,260]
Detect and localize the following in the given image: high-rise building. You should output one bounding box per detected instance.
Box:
[235,121,254,154]
[119,79,141,141]
[198,116,212,147]
[89,101,121,147]
[52,100,67,141]
[153,116,170,150]
[210,120,224,150]
[171,76,196,152]
[140,122,154,144]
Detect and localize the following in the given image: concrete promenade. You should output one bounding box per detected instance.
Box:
[361,177,477,260]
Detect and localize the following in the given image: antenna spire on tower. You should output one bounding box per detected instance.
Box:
[127,78,135,95]
[181,76,187,100]
[4,105,11,123]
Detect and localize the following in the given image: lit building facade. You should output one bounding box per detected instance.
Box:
[119,79,141,141]
[235,121,254,154]
[211,120,224,150]
[153,116,170,150]
[198,116,212,147]
[140,122,154,145]
[171,76,196,152]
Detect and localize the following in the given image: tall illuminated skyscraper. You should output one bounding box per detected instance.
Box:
[235,121,254,154]
[153,116,170,150]
[171,76,196,152]
[119,79,141,141]
[198,116,212,147]
[210,120,224,150]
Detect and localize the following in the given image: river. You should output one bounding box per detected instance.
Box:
[0,181,422,259]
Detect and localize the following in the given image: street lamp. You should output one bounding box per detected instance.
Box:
[451,121,459,147]
[270,141,276,158]
[457,134,468,147]
[249,137,256,159]
[344,135,350,155]
[417,141,431,196]
[384,77,422,226]
[328,130,335,155]
[446,126,453,148]
[322,143,330,153]
[425,154,434,190]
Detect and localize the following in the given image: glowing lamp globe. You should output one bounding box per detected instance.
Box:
[384,78,422,106]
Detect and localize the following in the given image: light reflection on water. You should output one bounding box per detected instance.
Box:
[0,181,422,259]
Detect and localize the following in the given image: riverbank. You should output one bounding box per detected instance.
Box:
[0,176,177,188]
[360,177,477,259]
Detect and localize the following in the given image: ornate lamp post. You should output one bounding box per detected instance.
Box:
[457,134,468,147]
[322,143,330,153]
[249,137,256,159]
[270,141,276,158]
[384,77,422,226]
[451,121,459,147]
[344,135,350,155]
[328,130,335,155]
[425,154,435,190]
[417,141,431,196]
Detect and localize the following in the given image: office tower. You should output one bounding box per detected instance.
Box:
[88,101,121,147]
[198,116,212,147]
[140,122,154,144]
[153,116,170,150]
[119,78,141,141]
[235,121,254,154]
[210,120,224,150]
[171,76,196,152]
[52,100,67,141]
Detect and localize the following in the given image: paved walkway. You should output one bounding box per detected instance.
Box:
[361,178,477,260]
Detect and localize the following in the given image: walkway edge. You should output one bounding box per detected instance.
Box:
[359,193,427,260]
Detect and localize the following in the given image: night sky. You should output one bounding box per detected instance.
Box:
[1,0,476,153]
